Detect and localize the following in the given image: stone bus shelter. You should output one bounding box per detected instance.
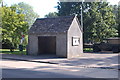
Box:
[28,15,83,58]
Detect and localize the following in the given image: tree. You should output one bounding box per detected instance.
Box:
[111,5,120,37]
[118,3,120,37]
[45,12,58,18]
[0,8,2,42]
[2,6,29,48]
[0,0,2,3]
[12,2,39,27]
[87,2,117,42]
[57,2,117,42]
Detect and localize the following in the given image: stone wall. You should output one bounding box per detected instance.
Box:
[28,16,83,58]
[67,17,83,58]
[28,34,38,55]
[28,33,67,57]
[56,33,67,57]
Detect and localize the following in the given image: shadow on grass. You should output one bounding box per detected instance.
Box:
[1,50,26,55]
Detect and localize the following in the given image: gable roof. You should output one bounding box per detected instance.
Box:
[29,15,79,34]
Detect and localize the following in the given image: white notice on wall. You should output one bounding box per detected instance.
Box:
[72,37,80,46]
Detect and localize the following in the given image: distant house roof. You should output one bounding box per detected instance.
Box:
[29,15,79,34]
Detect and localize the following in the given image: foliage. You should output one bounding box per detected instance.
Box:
[112,5,119,37]
[1,6,29,48]
[45,12,58,18]
[0,7,2,42]
[2,39,12,49]
[57,2,117,43]
[86,2,117,42]
[0,0,2,3]
[1,2,39,48]
[118,4,120,37]
[12,2,39,27]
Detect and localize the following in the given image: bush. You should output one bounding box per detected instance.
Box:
[2,39,12,49]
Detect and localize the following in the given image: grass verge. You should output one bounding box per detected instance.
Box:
[83,48,93,52]
[0,49,26,55]
[0,48,93,55]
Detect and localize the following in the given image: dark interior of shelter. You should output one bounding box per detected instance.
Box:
[38,36,56,55]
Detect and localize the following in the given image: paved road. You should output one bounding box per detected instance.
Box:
[1,56,119,78]
[2,59,87,78]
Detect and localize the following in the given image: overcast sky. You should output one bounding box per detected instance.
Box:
[3,0,120,18]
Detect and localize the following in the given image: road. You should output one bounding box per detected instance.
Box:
[1,56,119,78]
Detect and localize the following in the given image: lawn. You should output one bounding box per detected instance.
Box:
[83,48,93,52]
[0,48,92,55]
[0,49,27,55]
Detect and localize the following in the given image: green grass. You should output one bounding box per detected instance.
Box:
[0,49,27,55]
[83,48,93,52]
[0,48,92,55]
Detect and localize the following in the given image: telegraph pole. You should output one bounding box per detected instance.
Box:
[81,0,84,30]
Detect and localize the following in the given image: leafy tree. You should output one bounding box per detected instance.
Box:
[12,2,39,27]
[57,2,117,43]
[0,21,1,43]
[45,12,58,18]
[0,0,2,3]
[0,1,2,42]
[1,2,39,48]
[87,2,117,42]
[111,5,120,37]
[118,3,120,37]
[2,6,29,48]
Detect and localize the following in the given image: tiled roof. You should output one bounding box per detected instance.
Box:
[29,15,75,34]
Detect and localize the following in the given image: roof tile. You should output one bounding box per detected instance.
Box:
[29,15,75,34]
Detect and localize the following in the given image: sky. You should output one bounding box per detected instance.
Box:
[3,0,120,18]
